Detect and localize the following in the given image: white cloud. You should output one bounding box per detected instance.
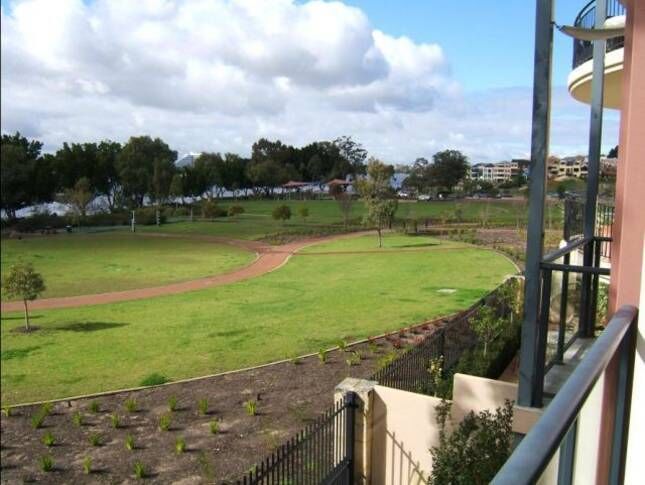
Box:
[1,0,619,162]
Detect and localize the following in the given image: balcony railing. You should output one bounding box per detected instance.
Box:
[492,305,637,485]
[572,0,626,69]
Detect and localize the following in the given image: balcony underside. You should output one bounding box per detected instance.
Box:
[568,47,623,109]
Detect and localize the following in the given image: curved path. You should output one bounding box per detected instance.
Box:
[0,231,372,312]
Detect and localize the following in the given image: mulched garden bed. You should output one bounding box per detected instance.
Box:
[0,327,437,484]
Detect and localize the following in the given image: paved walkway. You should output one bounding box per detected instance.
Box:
[0,232,371,312]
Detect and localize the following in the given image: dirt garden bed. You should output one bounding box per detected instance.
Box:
[0,325,442,484]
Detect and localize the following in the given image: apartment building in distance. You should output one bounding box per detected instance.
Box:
[470,159,527,183]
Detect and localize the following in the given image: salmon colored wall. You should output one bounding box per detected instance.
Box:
[610,0,645,311]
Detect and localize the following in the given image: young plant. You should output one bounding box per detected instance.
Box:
[133,461,145,480]
[368,341,379,354]
[41,402,54,415]
[124,397,137,413]
[72,411,84,427]
[125,434,135,451]
[1,405,13,417]
[159,413,172,431]
[110,413,120,429]
[245,400,257,416]
[346,352,361,367]
[88,400,100,413]
[197,398,208,416]
[42,431,55,447]
[31,411,46,429]
[168,395,178,412]
[318,348,327,364]
[209,420,220,435]
[471,306,505,357]
[175,437,186,454]
[83,456,92,475]
[337,339,347,351]
[40,455,54,472]
[89,433,102,447]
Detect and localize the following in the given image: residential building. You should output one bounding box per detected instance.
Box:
[470,160,520,183]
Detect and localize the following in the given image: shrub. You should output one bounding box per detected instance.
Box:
[175,437,187,454]
[72,411,84,427]
[228,205,245,218]
[318,348,327,364]
[31,412,46,429]
[429,400,513,484]
[89,433,102,447]
[83,456,92,475]
[40,455,54,472]
[471,306,505,357]
[134,207,167,225]
[124,397,137,413]
[88,400,100,413]
[139,373,169,386]
[298,206,309,221]
[197,398,208,416]
[125,434,135,451]
[159,413,172,431]
[42,431,55,447]
[110,413,120,429]
[201,200,227,219]
[133,461,146,479]
[271,205,292,223]
[168,395,178,412]
[245,400,257,416]
[209,420,220,435]
[377,351,399,370]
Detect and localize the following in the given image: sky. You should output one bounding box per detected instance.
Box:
[0,0,620,163]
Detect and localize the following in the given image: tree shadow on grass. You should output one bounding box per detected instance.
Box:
[1,346,41,361]
[54,322,128,332]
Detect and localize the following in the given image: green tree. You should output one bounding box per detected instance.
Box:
[0,133,45,220]
[61,177,94,221]
[169,173,185,207]
[2,263,46,331]
[402,157,432,195]
[357,158,398,247]
[298,206,309,222]
[471,306,504,357]
[116,136,176,208]
[333,136,367,176]
[430,149,469,193]
[272,205,292,224]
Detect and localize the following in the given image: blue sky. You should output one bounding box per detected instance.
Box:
[1,0,619,162]
[344,1,586,91]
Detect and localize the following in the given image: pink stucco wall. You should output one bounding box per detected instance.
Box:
[610,0,645,311]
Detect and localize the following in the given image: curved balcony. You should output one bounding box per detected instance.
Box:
[567,0,625,109]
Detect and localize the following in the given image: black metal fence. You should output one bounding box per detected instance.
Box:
[572,0,625,69]
[370,279,519,395]
[236,393,355,485]
[563,199,614,258]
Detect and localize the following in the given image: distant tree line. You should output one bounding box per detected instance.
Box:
[402,150,470,195]
[0,132,368,221]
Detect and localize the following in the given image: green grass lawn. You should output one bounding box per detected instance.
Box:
[136,198,563,241]
[0,235,516,404]
[299,233,466,253]
[1,233,255,300]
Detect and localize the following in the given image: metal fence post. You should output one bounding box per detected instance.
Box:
[609,320,636,485]
[345,392,356,485]
[518,0,554,409]
[557,419,578,485]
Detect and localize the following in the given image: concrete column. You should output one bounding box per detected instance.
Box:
[335,377,378,485]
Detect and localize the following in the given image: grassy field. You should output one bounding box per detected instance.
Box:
[0,234,516,404]
[137,198,563,241]
[299,233,465,253]
[1,234,255,299]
